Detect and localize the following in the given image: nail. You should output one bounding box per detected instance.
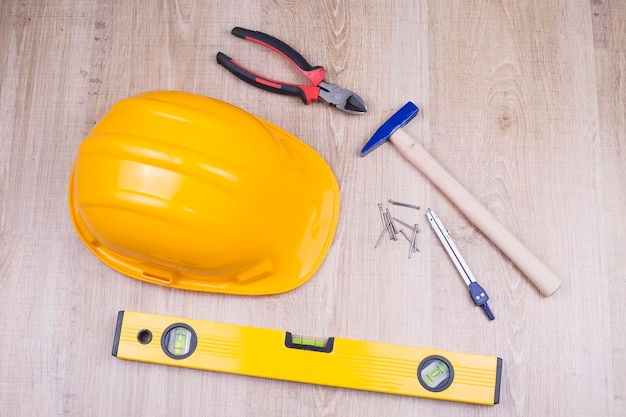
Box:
[393,217,413,229]
[374,223,390,248]
[385,209,399,239]
[378,203,387,229]
[399,229,412,243]
[410,224,420,254]
[388,199,420,210]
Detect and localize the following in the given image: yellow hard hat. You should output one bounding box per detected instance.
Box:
[69,91,339,295]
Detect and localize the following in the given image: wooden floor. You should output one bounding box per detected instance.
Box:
[1,1,625,416]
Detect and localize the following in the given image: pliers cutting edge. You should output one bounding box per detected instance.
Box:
[217,27,367,115]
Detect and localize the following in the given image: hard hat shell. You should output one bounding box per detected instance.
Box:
[69,91,339,295]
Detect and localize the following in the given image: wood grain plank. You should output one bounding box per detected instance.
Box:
[0,1,95,414]
[596,50,626,414]
[1,0,624,415]
[593,1,626,413]
[429,1,614,416]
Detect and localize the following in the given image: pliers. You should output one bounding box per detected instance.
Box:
[217,27,367,115]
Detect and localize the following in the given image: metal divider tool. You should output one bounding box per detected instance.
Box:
[426,209,495,321]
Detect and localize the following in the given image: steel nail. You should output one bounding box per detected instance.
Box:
[410,224,420,253]
[385,209,399,237]
[388,199,420,210]
[393,217,413,230]
[374,223,390,248]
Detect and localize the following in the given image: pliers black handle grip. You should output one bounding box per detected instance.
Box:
[217,27,326,105]
[232,27,326,86]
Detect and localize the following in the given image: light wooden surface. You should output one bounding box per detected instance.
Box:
[1,1,624,416]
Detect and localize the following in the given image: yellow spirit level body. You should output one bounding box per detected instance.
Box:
[113,311,502,405]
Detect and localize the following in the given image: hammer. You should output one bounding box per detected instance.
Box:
[361,102,561,297]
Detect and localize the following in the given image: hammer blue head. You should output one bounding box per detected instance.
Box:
[360,102,419,156]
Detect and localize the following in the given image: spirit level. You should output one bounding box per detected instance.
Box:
[112,311,502,405]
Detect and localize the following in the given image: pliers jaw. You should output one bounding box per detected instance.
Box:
[318,82,368,115]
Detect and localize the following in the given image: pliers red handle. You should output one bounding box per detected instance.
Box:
[217,27,367,115]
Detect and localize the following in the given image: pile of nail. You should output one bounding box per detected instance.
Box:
[375,199,421,257]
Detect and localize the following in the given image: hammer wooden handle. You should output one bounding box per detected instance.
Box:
[391,128,562,297]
